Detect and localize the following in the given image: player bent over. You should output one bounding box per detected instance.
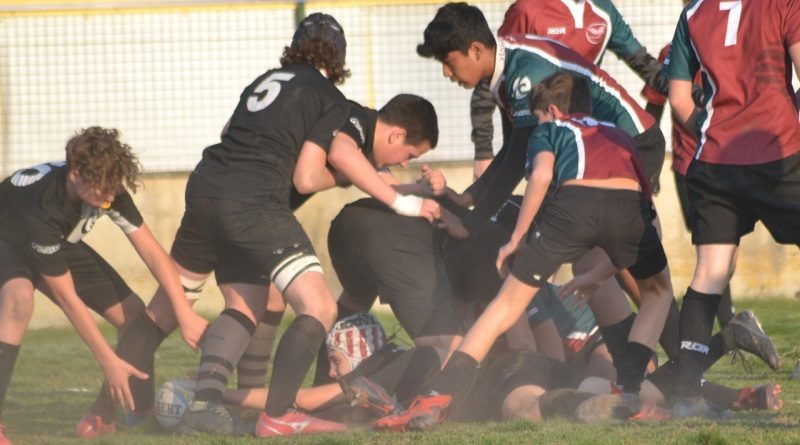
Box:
[0,128,200,445]
[167,14,439,437]
[376,72,674,431]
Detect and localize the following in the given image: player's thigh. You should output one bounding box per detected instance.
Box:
[747,151,800,244]
[170,197,219,276]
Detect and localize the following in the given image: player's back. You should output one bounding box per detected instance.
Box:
[675,0,800,164]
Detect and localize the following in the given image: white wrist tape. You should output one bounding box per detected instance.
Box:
[391,194,423,217]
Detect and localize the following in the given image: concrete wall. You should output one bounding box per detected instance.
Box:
[29,156,800,329]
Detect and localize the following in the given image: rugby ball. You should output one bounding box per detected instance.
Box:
[155,378,196,429]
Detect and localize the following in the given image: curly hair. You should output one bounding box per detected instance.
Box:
[65,126,142,194]
[280,38,351,85]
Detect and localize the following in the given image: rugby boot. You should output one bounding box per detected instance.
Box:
[341,376,401,416]
[722,310,780,371]
[75,413,117,438]
[255,410,347,437]
[732,383,783,411]
[178,400,233,436]
[373,393,451,432]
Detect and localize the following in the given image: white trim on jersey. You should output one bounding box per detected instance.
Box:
[690,37,717,161]
[560,0,585,29]
[555,119,587,179]
[586,0,614,65]
[686,0,706,20]
[502,39,647,134]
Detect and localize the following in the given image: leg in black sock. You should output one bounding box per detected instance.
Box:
[0,342,21,423]
[265,315,327,417]
[658,298,681,362]
[394,346,441,407]
[312,303,354,386]
[194,309,256,403]
[677,288,720,399]
[237,310,282,389]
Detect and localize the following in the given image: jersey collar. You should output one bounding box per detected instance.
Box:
[489,37,506,104]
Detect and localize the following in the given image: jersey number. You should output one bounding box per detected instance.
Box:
[247,72,296,112]
[719,0,742,47]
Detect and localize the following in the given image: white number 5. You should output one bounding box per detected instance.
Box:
[720,0,742,47]
[247,72,296,112]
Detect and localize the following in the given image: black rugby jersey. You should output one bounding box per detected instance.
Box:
[0,163,143,276]
[189,63,349,205]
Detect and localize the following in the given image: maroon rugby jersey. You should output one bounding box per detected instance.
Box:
[668,0,800,165]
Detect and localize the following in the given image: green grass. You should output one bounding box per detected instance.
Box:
[4,300,800,444]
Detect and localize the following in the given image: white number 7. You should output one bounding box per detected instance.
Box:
[247,72,296,112]
[719,0,742,47]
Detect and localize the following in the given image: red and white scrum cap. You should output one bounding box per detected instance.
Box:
[326,313,386,371]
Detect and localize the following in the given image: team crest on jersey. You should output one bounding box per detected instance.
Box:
[585,22,607,45]
[512,76,532,100]
[349,117,366,145]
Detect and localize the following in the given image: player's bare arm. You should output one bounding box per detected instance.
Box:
[125,223,207,351]
[39,271,147,411]
[668,79,697,131]
[293,140,340,193]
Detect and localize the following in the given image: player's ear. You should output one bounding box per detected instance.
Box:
[547,104,564,119]
[388,127,407,145]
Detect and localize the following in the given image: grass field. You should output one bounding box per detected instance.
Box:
[4,298,800,445]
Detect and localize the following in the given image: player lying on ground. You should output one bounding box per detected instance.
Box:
[0,127,200,445]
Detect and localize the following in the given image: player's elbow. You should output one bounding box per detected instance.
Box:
[292,172,318,195]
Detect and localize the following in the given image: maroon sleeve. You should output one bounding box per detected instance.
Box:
[499,0,533,36]
[785,0,800,47]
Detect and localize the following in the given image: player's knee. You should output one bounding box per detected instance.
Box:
[1,285,35,324]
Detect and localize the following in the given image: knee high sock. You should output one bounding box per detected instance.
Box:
[237,310,282,389]
[538,389,596,419]
[194,309,256,403]
[265,315,327,417]
[312,303,354,387]
[677,288,720,398]
[91,313,167,422]
[0,342,20,422]
[658,298,681,362]
[429,351,478,404]
[598,313,635,377]
[615,342,655,395]
[394,346,441,407]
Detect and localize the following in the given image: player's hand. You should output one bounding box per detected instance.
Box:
[102,355,148,412]
[558,273,601,308]
[436,208,470,239]
[419,198,441,223]
[420,164,447,196]
[178,311,209,352]
[496,238,522,278]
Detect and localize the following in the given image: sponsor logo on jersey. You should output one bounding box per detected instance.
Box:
[680,341,709,354]
[350,117,366,145]
[585,22,607,45]
[31,242,60,255]
[547,27,567,35]
[512,76,532,100]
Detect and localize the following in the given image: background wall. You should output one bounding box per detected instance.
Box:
[0,0,797,328]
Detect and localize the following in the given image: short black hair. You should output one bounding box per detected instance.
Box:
[417,2,496,62]
[528,71,593,116]
[378,94,439,148]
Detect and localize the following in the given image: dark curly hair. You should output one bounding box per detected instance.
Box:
[65,126,142,194]
[280,38,351,85]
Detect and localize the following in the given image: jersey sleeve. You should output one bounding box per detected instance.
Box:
[641,45,671,105]
[26,217,68,276]
[525,124,556,177]
[307,99,351,152]
[498,1,533,36]
[666,12,698,81]
[602,0,644,59]
[337,103,371,152]
[784,0,800,47]
[108,191,144,234]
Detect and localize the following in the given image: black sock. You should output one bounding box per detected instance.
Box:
[538,389,595,419]
[91,313,168,421]
[658,298,681,362]
[701,380,740,409]
[704,333,726,368]
[194,309,256,403]
[265,315,326,417]
[717,285,734,326]
[430,351,478,401]
[599,313,635,374]
[312,303,355,387]
[616,342,654,394]
[0,342,21,422]
[237,310,282,389]
[645,360,678,399]
[394,346,441,407]
[677,287,720,398]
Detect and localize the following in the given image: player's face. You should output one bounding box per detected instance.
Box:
[328,350,352,379]
[441,49,484,89]
[375,138,431,168]
[68,170,116,209]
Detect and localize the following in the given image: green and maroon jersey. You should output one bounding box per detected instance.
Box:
[499,0,643,65]
[526,113,652,198]
[667,0,800,165]
[490,35,655,136]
